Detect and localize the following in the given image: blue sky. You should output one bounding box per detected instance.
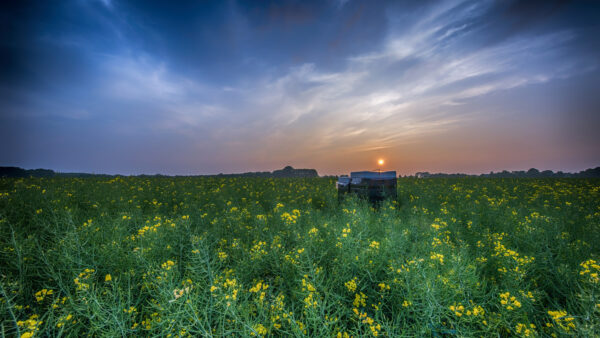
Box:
[1,0,599,175]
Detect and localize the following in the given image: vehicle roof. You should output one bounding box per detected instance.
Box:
[350,171,397,179]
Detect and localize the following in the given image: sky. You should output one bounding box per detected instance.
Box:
[1,0,599,176]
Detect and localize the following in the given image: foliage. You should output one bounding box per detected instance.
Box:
[0,176,599,337]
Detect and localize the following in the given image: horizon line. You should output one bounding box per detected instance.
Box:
[2,164,599,178]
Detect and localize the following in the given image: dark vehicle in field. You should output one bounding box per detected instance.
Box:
[337,171,397,203]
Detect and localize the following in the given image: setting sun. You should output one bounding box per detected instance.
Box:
[378,159,384,166]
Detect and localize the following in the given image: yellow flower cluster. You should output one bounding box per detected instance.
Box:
[250,241,268,259]
[515,323,536,337]
[369,241,380,249]
[353,292,367,308]
[50,296,68,310]
[519,290,535,302]
[56,313,74,328]
[35,289,53,302]
[449,304,465,316]
[249,281,269,293]
[352,308,381,336]
[492,235,535,265]
[345,277,358,293]
[17,314,42,338]
[161,260,175,270]
[209,270,240,307]
[500,292,521,310]
[430,252,444,264]
[280,209,300,224]
[123,306,137,314]
[342,226,351,238]
[74,268,94,291]
[548,310,576,331]
[304,292,317,308]
[377,282,390,292]
[301,277,318,308]
[269,294,286,329]
[449,303,485,317]
[224,278,239,304]
[579,259,599,283]
[251,323,268,336]
[137,223,160,237]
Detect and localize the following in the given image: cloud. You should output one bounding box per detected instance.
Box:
[101,55,197,102]
[163,0,592,173]
[95,0,586,171]
[3,0,598,174]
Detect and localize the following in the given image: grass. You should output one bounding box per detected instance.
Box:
[0,176,599,337]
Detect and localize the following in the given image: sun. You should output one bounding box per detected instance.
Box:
[378,159,384,166]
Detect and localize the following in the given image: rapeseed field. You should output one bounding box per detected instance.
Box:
[0,177,599,336]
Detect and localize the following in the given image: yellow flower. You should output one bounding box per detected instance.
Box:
[123,306,137,314]
[353,292,367,307]
[105,274,112,282]
[161,260,176,270]
[345,278,358,293]
[378,283,390,292]
[430,252,444,264]
[252,323,268,336]
[249,281,268,293]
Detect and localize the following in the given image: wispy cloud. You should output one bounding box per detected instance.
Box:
[87,1,589,173]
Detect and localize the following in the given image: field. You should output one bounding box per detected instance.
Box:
[1,176,599,337]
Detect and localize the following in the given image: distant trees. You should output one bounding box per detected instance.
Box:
[272,166,318,178]
[410,167,600,178]
[2,166,599,179]
[0,166,321,178]
[0,167,54,177]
